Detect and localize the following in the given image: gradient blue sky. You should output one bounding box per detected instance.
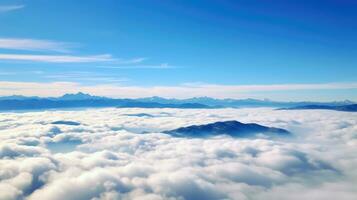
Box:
[0,0,356,100]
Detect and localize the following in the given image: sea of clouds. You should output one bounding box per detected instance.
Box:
[0,108,357,200]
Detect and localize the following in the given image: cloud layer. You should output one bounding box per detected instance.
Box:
[0,108,357,200]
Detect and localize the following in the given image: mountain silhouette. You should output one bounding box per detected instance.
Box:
[164,120,290,138]
[0,92,354,111]
[279,104,357,112]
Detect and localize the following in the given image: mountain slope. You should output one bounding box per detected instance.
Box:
[164,120,290,138]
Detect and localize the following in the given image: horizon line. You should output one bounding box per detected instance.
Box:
[0,91,355,103]
[0,81,356,102]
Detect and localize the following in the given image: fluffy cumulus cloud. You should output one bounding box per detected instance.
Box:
[0,108,357,200]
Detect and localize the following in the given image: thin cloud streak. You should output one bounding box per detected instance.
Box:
[0,38,77,52]
[100,63,175,69]
[0,5,24,13]
[0,38,149,64]
[0,81,356,100]
[116,57,147,64]
[0,54,114,63]
[44,72,130,83]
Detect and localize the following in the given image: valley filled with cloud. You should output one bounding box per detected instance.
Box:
[0,108,357,200]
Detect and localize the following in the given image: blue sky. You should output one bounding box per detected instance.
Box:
[0,0,356,100]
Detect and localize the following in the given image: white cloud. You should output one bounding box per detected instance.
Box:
[117,57,147,64]
[0,38,150,65]
[0,5,24,13]
[100,63,174,69]
[0,38,77,52]
[0,54,114,63]
[0,108,357,199]
[44,72,129,84]
[0,81,356,101]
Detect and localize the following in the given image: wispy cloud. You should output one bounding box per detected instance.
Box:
[0,38,77,52]
[0,53,114,63]
[100,63,175,69]
[44,71,129,83]
[180,82,357,91]
[0,5,24,13]
[117,57,147,64]
[0,38,154,65]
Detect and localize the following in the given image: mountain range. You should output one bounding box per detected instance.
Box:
[0,92,355,111]
[136,96,354,108]
[278,104,357,112]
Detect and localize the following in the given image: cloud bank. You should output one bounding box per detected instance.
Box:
[0,108,357,199]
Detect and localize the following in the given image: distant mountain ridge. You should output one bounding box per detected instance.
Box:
[0,92,355,111]
[164,120,291,138]
[136,96,355,108]
[0,93,210,111]
[279,104,357,112]
[0,92,107,101]
[52,92,107,101]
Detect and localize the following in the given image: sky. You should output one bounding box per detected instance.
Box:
[0,0,356,101]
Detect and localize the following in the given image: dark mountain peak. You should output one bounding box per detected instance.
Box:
[164,120,290,138]
[51,120,81,126]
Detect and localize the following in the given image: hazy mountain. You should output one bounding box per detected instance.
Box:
[0,92,354,111]
[0,93,210,111]
[279,104,357,112]
[51,92,107,101]
[137,96,355,108]
[164,120,290,138]
[0,92,105,101]
[0,95,41,100]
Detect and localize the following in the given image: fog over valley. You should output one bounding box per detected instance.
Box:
[0,108,356,200]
